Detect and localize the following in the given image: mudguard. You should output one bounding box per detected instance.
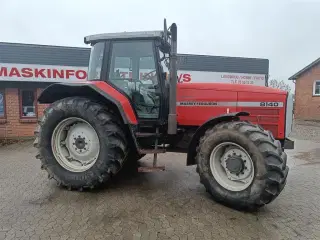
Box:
[38,81,138,125]
[186,112,250,166]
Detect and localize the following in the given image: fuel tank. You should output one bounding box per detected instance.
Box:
[176,83,289,139]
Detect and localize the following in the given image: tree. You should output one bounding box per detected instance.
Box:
[268,79,292,92]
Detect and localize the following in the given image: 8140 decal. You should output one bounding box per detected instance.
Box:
[260,102,283,107]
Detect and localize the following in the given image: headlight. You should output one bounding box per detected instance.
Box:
[285,92,294,137]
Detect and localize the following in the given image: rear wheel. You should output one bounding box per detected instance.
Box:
[34,97,128,190]
[51,117,100,173]
[196,121,289,210]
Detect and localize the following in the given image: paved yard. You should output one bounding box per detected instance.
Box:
[1,123,320,240]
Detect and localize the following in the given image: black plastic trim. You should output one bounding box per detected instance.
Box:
[283,138,294,149]
[100,41,110,81]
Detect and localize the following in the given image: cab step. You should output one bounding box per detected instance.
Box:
[135,132,162,138]
[136,127,166,173]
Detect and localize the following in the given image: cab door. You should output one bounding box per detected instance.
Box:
[107,40,165,122]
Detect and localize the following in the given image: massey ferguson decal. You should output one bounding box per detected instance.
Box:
[177,101,218,106]
[177,101,284,108]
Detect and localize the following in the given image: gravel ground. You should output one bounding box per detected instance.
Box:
[290,120,320,142]
[1,120,320,240]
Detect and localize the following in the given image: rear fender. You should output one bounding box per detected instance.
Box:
[186,112,250,166]
[38,82,140,151]
[38,82,138,125]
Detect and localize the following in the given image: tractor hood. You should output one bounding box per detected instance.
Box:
[176,82,291,140]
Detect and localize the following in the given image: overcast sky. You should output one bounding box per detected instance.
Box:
[1,0,319,91]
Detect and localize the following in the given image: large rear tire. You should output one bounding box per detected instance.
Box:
[196,121,289,211]
[34,97,128,190]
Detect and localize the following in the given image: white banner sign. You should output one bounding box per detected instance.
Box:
[178,70,266,86]
[0,63,266,86]
[0,63,88,82]
[114,68,266,86]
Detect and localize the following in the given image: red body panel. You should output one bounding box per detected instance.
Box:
[90,81,138,124]
[177,83,287,139]
[237,91,286,139]
[88,80,287,140]
[177,87,238,125]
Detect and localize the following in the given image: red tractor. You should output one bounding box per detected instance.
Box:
[34,19,294,211]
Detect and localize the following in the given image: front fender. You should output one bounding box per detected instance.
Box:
[38,82,138,125]
[186,112,249,166]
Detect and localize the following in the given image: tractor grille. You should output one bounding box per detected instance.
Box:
[247,109,280,116]
[239,108,280,138]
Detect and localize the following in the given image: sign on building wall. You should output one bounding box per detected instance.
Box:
[0,63,266,86]
[0,63,87,82]
[177,71,265,86]
[112,68,266,86]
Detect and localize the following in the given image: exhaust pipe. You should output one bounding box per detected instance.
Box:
[167,23,177,135]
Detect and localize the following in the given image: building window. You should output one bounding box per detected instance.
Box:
[20,89,37,118]
[313,80,320,96]
[0,89,5,118]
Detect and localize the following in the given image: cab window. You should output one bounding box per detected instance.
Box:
[109,41,160,119]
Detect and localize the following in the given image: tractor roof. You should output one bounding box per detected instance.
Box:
[84,30,164,45]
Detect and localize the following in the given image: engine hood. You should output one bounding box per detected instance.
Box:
[177,83,287,95]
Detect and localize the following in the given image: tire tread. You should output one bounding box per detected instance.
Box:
[196,120,289,210]
[34,97,128,191]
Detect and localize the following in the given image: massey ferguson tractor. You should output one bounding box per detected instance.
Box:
[34,19,294,211]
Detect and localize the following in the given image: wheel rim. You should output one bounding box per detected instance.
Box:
[209,142,254,192]
[51,117,100,173]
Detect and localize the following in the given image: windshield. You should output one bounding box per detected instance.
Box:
[87,42,105,80]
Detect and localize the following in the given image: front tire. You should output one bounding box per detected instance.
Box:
[196,121,289,210]
[34,97,128,190]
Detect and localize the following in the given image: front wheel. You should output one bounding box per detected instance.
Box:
[34,97,128,190]
[196,121,289,210]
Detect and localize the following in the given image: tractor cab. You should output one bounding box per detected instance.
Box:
[84,21,178,134]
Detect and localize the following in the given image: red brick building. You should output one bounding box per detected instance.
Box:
[289,57,320,120]
[0,42,269,139]
[0,42,90,139]
[0,88,47,139]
